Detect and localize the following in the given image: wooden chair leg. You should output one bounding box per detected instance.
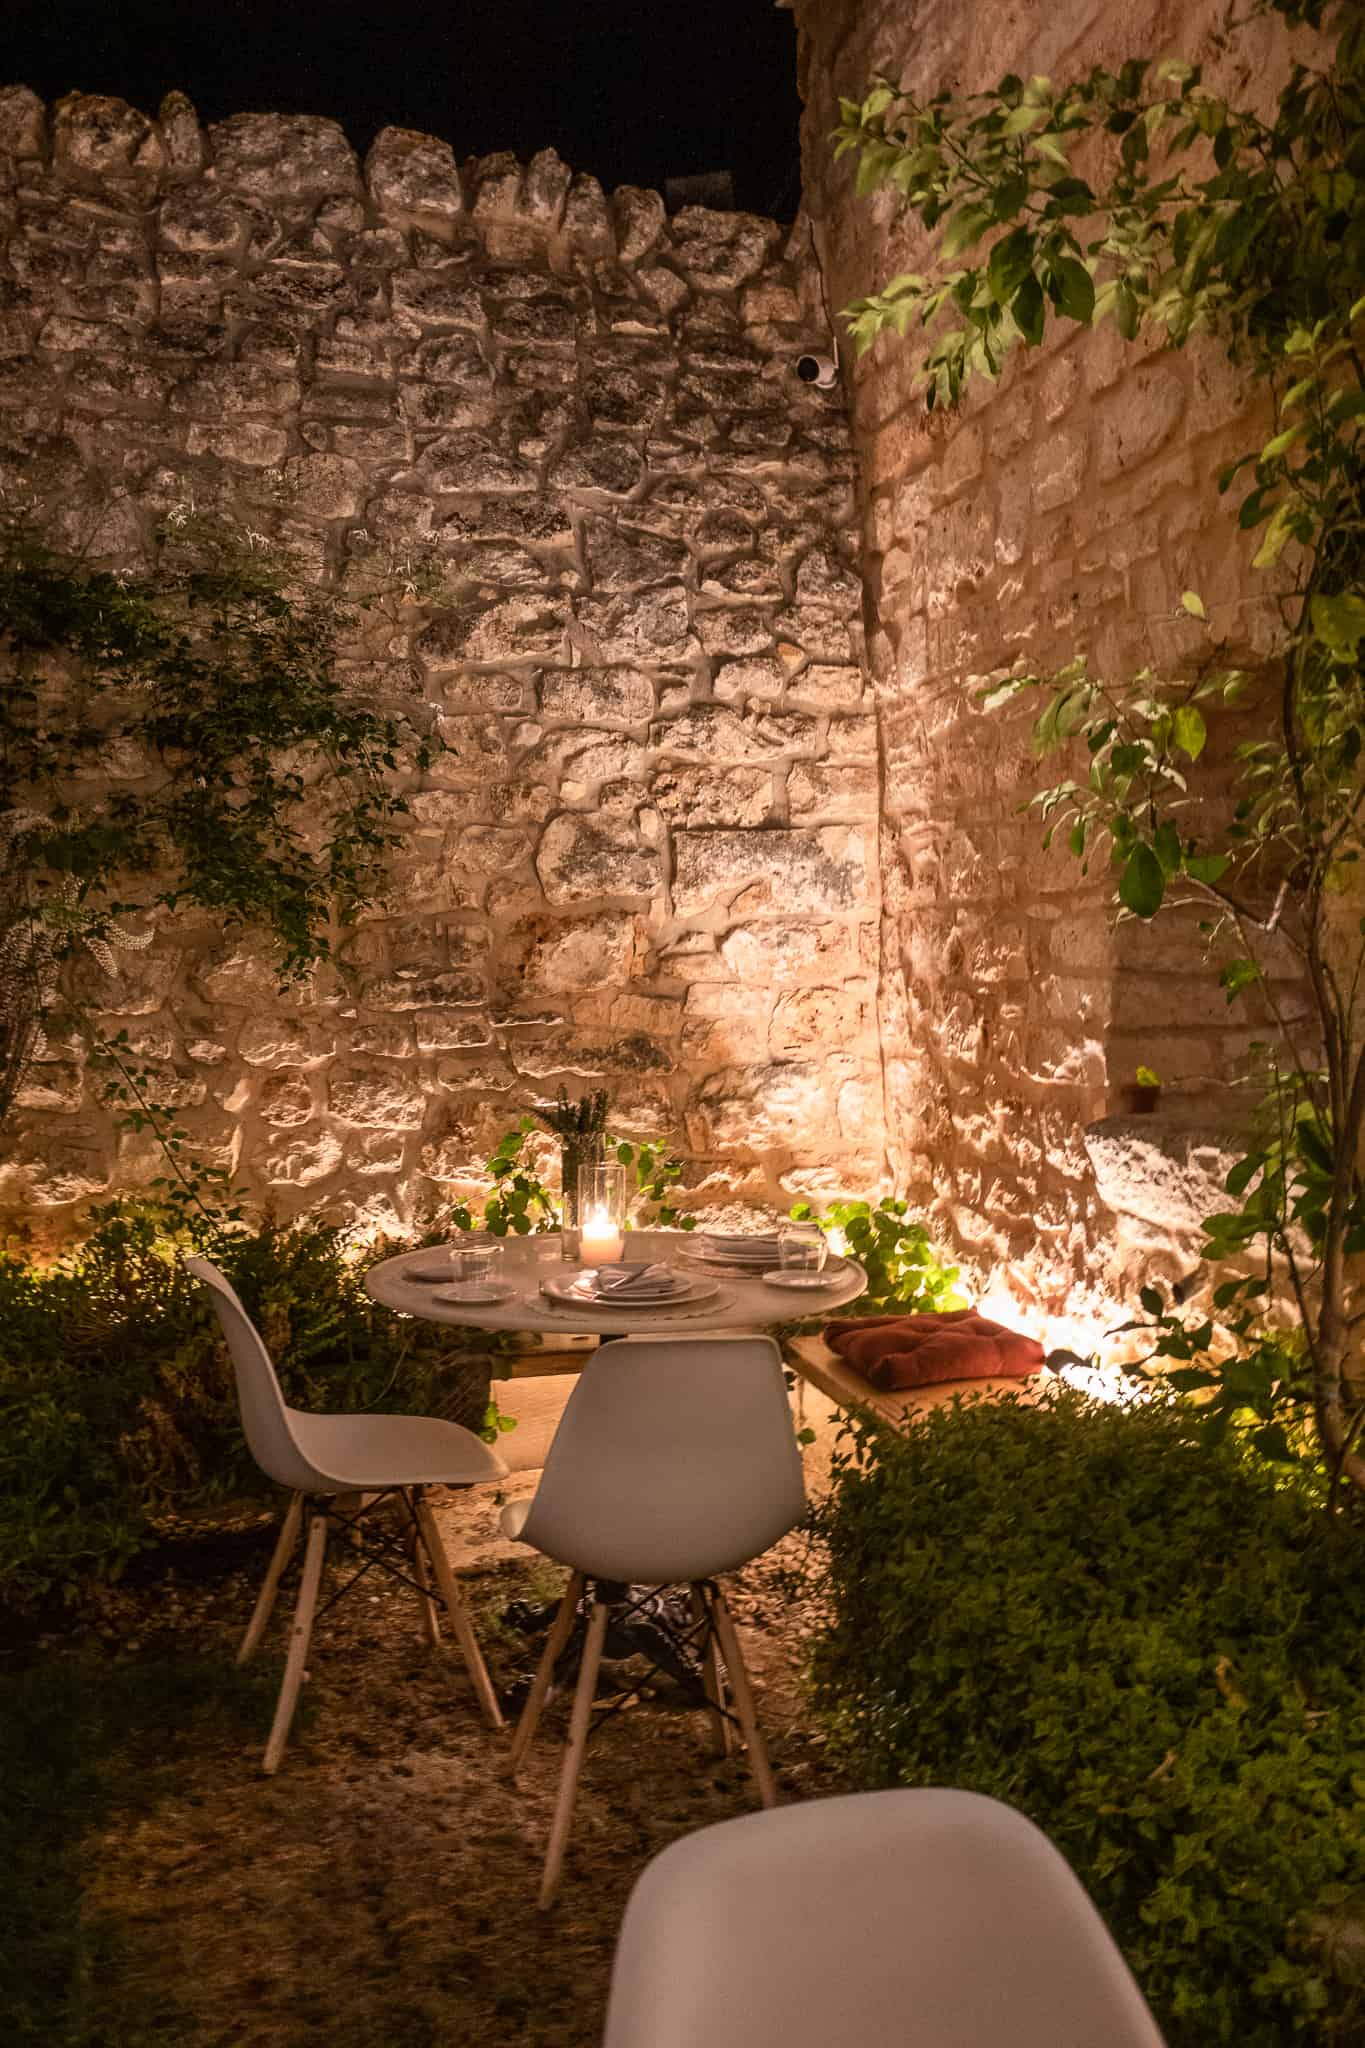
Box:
[413,1493,504,1732]
[237,1492,303,1666]
[262,1508,327,1775]
[509,1571,585,1776]
[709,1585,778,1809]
[692,1582,733,1758]
[405,1494,441,1647]
[539,1595,609,1910]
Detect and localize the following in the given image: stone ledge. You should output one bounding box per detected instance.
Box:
[1083,1111,1252,1238]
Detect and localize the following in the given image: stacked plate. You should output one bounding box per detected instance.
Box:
[691,1230,785,1272]
[541,1263,720,1311]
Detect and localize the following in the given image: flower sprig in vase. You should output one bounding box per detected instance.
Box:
[533,1089,610,1255]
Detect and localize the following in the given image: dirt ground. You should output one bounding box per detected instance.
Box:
[65,1464,844,2048]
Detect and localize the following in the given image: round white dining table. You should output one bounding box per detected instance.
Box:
[363,1228,867,1339]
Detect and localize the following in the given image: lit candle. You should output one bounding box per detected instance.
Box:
[579,1204,624,1265]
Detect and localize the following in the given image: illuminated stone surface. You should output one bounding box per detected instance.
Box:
[789,0,1304,1305]
[0,99,879,1233]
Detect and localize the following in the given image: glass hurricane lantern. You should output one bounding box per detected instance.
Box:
[575,1157,628,1265]
[559,1133,606,1260]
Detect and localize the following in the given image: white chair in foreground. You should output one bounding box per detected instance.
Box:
[188,1254,507,1773]
[501,1335,806,1907]
[602,1787,1168,2048]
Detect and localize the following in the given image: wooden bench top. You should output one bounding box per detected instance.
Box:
[491,1330,1041,1426]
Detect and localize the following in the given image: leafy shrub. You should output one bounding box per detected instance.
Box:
[0,1201,505,1612]
[793,1194,966,1312]
[809,1389,1365,2044]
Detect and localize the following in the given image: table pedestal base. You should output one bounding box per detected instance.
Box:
[501,1583,718,1716]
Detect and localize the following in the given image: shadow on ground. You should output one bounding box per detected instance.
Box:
[3,1486,839,2048]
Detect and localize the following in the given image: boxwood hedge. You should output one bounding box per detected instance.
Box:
[0,1202,505,1612]
[808,1387,1365,2044]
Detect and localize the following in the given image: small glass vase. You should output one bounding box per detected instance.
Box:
[560,1135,605,1261]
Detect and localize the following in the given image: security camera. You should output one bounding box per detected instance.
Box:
[796,352,839,389]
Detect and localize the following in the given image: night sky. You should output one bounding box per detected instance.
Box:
[3,0,805,217]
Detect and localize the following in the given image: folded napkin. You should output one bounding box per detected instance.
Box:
[822,1309,1045,1392]
[590,1262,678,1299]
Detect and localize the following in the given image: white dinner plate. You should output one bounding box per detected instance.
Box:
[541,1269,720,1309]
[685,1249,780,1272]
[404,1255,459,1284]
[760,1267,844,1290]
[696,1248,778,1263]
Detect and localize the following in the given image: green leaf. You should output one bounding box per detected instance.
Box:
[1172,705,1207,759]
[1119,843,1166,919]
[1252,1422,1294,1462]
[1180,590,1206,620]
[1012,271,1045,345]
[987,226,1034,305]
[1260,422,1302,462]
[1251,500,1297,570]
[1139,1285,1164,1315]
[1184,851,1230,886]
[1220,957,1261,1001]
[1002,102,1048,136]
[1051,257,1095,323]
[1114,281,1139,340]
[1310,591,1365,657]
[1154,819,1183,874]
[940,204,994,259]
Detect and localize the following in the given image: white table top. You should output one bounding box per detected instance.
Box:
[364,1229,867,1338]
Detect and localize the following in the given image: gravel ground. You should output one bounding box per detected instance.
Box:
[57,1477,842,2048]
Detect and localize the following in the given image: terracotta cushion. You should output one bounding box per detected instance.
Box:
[822,1310,1046,1392]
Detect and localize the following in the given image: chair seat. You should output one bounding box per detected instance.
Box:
[289,1408,506,1491]
[500,1497,531,1541]
[603,1790,1168,2048]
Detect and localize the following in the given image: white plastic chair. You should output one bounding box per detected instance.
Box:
[500,1334,806,1905]
[602,1788,1169,2048]
[188,1254,508,1772]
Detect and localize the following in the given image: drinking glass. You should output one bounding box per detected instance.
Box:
[448,1233,502,1293]
[778,1221,829,1278]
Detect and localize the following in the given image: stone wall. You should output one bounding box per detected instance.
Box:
[0,87,884,1237]
[790,0,1309,1309]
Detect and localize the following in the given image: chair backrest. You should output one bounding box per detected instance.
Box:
[602,1788,1168,2048]
[185,1254,325,1493]
[520,1335,805,1584]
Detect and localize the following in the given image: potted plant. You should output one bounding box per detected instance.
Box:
[1124,1066,1163,1117]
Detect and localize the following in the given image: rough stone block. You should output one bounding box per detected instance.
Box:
[788,762,878,819]
[672,827,868,914]
[536,814,661,903]
[1032,427,1087,512]
[539,667,656,724]
[365,127,464,222]
[1096,364,1187,479]
[208,112,360,199]
[612,185,665,264]
[264,1131,344,1186]
[650,764,774,827]
[53,93,164,192]
[653,705,817,761]
[575,587,693,661]
[328,1071,426,1128]
[583,520,686,589]
[0,86,46,162]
